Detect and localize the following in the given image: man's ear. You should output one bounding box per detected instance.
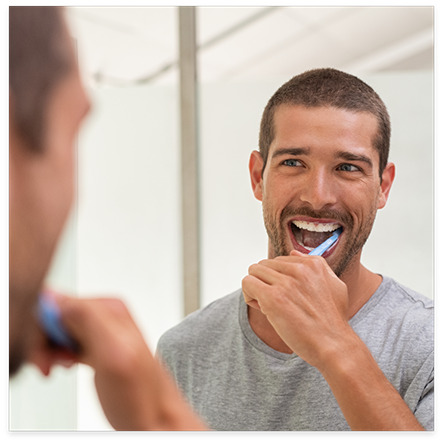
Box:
[249,150,264,202]
[378,162,395,209]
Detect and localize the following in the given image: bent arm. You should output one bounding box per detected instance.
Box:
[31,294,207,431]
[318,331,425,431]
[242,254,430,431]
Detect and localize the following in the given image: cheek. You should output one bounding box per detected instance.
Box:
[351,192,380,227]
[43,136,76,239]
[52,119,77,187]
[57,150,75,222]
[262,187,283,220]
[264,176,295,207]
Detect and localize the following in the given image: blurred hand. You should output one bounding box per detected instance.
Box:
[30,291,207,431]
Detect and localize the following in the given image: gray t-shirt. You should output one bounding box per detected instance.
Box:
[157,276,434,431]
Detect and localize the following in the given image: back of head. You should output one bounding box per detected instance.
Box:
[259,68,391,178]
[9,6,74,152]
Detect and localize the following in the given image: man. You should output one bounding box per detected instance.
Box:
[157,68,434,431]
[9,6,206,430]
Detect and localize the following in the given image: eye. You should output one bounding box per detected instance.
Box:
[283,159,302,167]
[338,163,359,172]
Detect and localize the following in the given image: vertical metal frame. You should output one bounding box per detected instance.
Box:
[179,7,200,316]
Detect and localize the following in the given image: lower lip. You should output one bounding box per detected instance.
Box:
[289,224,341,257]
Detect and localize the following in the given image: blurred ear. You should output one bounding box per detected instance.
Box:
[378,162,395,209]
[249,150,264,202]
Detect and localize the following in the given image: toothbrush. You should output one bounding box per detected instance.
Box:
[37,294,79,352]
[308,227,343,256]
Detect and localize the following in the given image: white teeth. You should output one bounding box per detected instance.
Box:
[292,220,340,232]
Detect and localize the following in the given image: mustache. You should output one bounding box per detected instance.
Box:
[280,206,354,228]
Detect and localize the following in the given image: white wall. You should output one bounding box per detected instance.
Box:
[360,72,433,296]
[75,83,183,429]
[9,70,433,430]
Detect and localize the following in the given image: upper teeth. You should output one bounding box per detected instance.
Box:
[292,221,340,232]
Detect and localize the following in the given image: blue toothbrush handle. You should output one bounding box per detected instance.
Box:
[37,294,79,352]
[308,228,343,256]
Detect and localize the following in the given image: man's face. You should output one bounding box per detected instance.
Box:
[9,49,90,375]
[249,104,394,278]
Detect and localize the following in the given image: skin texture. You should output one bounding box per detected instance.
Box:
[9,14,206,431]
[242,105,424,430]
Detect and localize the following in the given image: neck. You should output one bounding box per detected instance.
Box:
[339,252,382,318]
[247,251,382,354]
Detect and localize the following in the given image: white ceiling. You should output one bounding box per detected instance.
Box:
[65,6,434,87]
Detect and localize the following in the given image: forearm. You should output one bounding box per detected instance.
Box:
[94,354,206,431]
[142,361,208,431]
[242,258,426,430]
[319,332,423,431]
[53,295,207,431]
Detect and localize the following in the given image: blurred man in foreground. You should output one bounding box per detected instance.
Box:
[9,6,206,431]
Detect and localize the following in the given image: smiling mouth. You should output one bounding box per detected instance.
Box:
[290,220,342,252]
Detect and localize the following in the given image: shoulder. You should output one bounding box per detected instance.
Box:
[157,289,242,356]
[379,278,434,418]
[390,278,433,354]
[383,276,433,309]
[356,276,434,361]
[380,276,433,329]
[354,275,433,352]
[362,276,434,330]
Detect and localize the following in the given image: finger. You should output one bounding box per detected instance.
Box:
[258,257,304,274]
[56,297,115,364]
[57,297,148,372]
[30,348,78,375]
[273,253,306,263]
[246,299,261,311]
[248,262,287,286]
[287,249,328,268]
[288,251,331,275]
[28,326,79,376]
[58,297,127,336]
[241,274,270,311]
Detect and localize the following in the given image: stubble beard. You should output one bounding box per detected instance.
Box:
[262,201,378,278]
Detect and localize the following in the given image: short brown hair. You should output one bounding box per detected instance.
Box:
[9,6,74,152]
[259,68,391,179]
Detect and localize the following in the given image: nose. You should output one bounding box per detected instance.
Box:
[299,168,337,210]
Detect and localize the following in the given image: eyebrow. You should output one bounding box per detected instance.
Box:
[335,151,373,168]
[271,147,311,159]
[271,147,374,169]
